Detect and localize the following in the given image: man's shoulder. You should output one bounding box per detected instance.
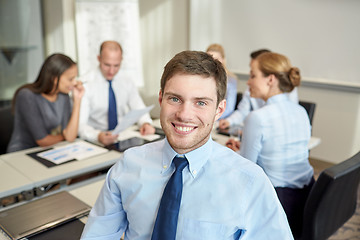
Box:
[111,139,165,173]
[211,142,264,175]
[123,139,165,158]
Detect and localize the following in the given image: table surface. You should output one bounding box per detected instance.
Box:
[0,139,122,200]
[0,159,34,198]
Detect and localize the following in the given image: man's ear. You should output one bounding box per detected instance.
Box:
[215,99,226,121]
[97,55,101,63]
[158,90,163,105]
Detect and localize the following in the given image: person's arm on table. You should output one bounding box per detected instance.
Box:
[98,132,119,146]
[226,138,240,152]
[62,81,85,142]
[226,89,253,127]
[139,122,155,135]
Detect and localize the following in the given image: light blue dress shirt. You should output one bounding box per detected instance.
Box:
[240,94,313,188]
[81,137,293,240]
[227,87,298,127]
[219,75,238,119]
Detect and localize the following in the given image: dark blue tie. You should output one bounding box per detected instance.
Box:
[108,80,117,130]
[151,156,189,240]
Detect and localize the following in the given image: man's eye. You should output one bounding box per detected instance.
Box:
[197,101,206,106]
[171,97,179,102]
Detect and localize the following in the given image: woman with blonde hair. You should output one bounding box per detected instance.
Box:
[206,43,238,119]
[226,52,314,236]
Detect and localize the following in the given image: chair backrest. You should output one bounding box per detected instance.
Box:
[299,101,316,125]
[297,151,360,240]
[0,106,14,154]
[235,92,243,107]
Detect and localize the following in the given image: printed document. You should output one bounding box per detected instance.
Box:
[112,105,154,135]
[37,141,108,165]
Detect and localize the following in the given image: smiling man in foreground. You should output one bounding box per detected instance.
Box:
[81,51,293,240]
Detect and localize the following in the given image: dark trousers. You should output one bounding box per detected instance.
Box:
[275,177,315,237]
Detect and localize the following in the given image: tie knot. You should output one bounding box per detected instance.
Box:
[108,80,113,86]
[173,157,188,172]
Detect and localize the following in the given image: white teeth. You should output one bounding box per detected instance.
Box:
[175,126,194,132]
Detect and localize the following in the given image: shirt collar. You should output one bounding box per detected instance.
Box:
[266,93,288,105]
[161,137,214,178]
[97,66,120,82]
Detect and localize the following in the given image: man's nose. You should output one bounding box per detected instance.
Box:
[175,103,193,121]
[109,67,116,75]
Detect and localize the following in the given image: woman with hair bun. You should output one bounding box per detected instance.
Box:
[226,52,314,236]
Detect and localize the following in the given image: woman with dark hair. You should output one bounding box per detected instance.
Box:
[226,52,314,236]
[7,53,84,152]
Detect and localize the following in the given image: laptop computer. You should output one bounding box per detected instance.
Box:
[0,191,91,240]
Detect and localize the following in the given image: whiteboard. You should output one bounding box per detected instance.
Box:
[75,0,144,86]
[190,0,360,87]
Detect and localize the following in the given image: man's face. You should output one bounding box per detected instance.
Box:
[159,74,225,154]
[98,49,122,80]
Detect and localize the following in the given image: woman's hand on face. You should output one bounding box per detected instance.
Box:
[73,81,85,100]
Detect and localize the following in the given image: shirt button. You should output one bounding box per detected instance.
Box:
[192,170,197,175]
[163,165,167,169]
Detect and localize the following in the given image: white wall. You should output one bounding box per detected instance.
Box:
[190,0,360,87]
[42,0,77,60]
[138,0,189,117]
[190,0,360,163]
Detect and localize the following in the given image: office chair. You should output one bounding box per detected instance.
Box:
[299,101,316,125]
[295,151,360,240]
[235,92,243,107]
[0,106,14,154]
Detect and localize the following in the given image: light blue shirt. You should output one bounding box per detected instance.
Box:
[81,138,293,240]
[219,75,238,119]
[227,87,298,127]
[240,94,313,188]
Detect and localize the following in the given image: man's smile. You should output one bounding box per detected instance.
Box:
[172,123,197,134]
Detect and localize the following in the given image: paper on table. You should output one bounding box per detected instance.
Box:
[112,105,154,135]
[118,127,161,142]
[37,141,108,165]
